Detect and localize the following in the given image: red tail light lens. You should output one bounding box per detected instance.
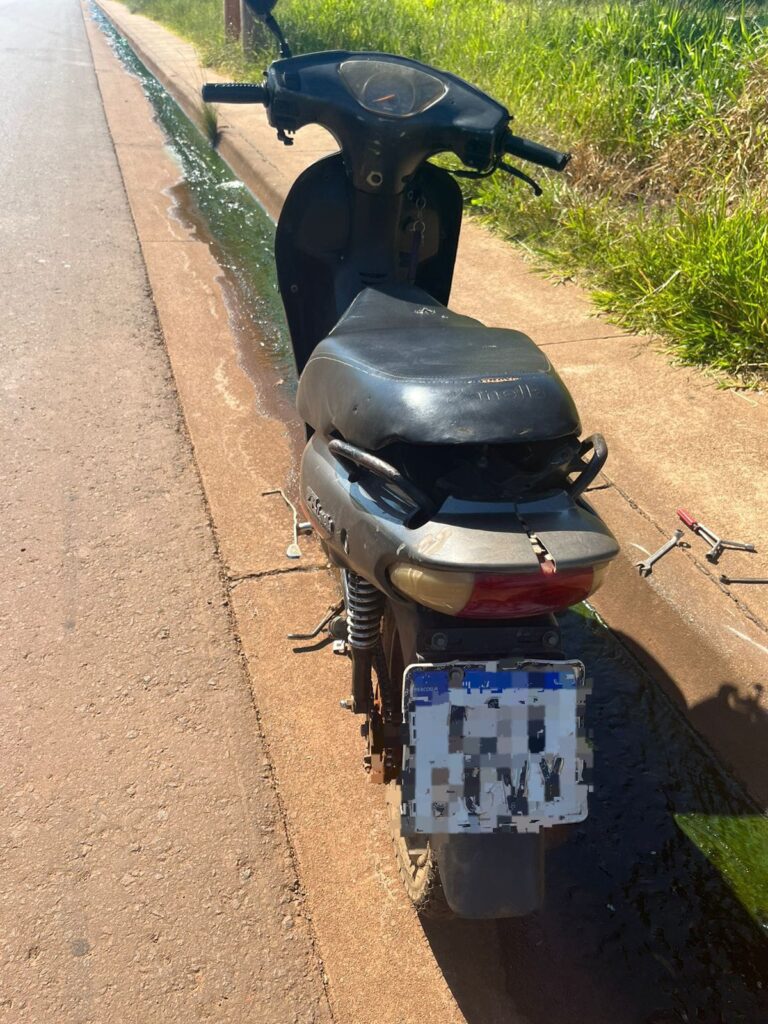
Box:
[389,562,607,618]
[460,564,595,618]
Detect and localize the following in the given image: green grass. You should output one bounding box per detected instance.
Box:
[199,101,222,148]
[676,814,768,928]
[126,0,768,379]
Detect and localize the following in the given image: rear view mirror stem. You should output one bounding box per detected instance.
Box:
[244,0,292,58]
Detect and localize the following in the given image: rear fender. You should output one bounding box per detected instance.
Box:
[431,832,544,918]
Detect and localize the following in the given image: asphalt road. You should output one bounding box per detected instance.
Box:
[0,1,330,1020]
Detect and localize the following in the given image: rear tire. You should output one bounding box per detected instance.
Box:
[381,602,546,919]
[386,782,453,920]
[387,781,545,919]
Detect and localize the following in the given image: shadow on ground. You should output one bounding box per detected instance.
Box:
[420,612,768,1024]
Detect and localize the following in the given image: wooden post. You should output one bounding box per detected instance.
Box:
[224,0,241,41]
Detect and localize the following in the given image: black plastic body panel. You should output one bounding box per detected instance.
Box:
[415,613,561,660]
[265,50,509,193]
[276,155,463,372]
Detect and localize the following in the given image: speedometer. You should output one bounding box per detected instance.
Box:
[340,59,448,118]
[359,68,417,117]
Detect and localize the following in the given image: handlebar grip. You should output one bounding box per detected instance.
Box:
[504,133,571,172]
[201,83,269,105]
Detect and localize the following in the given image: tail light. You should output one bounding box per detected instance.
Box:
[389,561,608,618]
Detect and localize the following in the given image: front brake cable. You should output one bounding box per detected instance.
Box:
[498,162,543,196]
[449,158,542,196]
[449,159,500,181]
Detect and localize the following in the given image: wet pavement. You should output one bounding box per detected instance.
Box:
[93,10,768,1021]
[94,15,294,379]
[98,13,309,466]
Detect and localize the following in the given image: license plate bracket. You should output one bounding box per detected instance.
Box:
[400,659,591,835]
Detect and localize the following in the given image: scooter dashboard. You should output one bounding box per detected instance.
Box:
[339,59,448,118]
[264,51,509,193]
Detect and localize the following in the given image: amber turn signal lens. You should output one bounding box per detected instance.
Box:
[389,564,475,615]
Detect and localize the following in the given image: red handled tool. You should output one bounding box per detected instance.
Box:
[676,508,756,565]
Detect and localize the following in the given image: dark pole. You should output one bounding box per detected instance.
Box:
[241,0,257,54]
[224,0,241,41]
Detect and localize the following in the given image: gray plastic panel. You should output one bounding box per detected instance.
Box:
[300,436,619,595]
[515,492,619,570]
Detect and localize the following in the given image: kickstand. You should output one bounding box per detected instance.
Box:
[288,601,345,641]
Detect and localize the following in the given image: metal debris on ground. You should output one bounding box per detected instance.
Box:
[262,487,312,558]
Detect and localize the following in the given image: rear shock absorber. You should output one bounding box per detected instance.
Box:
[346,571,384,650]
[344,571,384,712]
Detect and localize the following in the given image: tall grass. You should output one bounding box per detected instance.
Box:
[199,101,221,148]
[127,0,768,378]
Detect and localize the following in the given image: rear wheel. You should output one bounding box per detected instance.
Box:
[385,782,453,918]
[378,607,453,918]
[380,603,546,919]
[387,775,546,919]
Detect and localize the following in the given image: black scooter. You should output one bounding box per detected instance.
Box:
[203,0,619,919]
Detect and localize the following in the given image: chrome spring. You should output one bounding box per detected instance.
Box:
[344,571,384,651]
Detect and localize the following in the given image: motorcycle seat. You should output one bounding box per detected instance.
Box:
[296,287,580,450]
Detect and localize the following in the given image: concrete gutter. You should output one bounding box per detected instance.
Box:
[95,0,768,810]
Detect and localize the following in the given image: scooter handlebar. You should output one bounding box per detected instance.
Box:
[503,132,571,172]
[202,83,269,105]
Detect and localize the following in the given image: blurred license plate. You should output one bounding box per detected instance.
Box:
[399,660,591,835]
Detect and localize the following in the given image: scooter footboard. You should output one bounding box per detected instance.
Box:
[399,659,591,836]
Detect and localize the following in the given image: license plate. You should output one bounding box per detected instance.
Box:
[399,660,591,835]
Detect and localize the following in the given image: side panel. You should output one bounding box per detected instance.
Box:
[275,154,463,372]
